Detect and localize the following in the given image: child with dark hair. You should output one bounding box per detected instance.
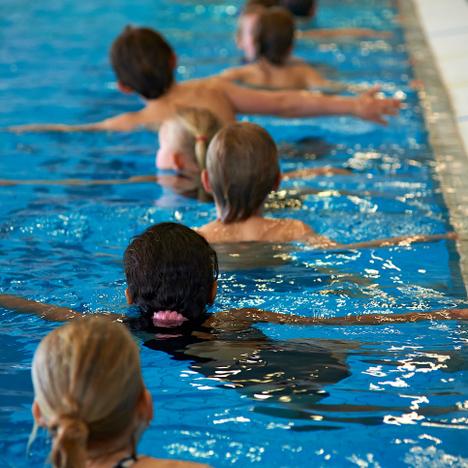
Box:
[235,1,391,65]
[198,122,456,247]
[224,7,332,90]
[280,0,315,17]
[10,26,400,132]
[0,222,465,330]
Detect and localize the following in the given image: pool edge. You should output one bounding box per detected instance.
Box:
[399,0,468,294]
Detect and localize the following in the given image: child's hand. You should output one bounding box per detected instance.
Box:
[354,86,401,125]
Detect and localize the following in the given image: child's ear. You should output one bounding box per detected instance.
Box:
[117,81,133,94]
[125,288,133,305]
[137,388,153,425]
[32,401,45,427]
[201,169,212,193]
[273,172,281,191]
[209,280,218,305]
[169,53,177,71]
[173,152,185,171]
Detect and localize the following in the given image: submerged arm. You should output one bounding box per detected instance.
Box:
[0,295,80,321]
[7,111,154,133]
[0,294,123,322]
[209,307,468,329]
[0,175,158,187]
[329,232,457,251]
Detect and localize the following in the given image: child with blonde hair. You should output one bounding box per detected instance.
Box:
[30,316,208,468]
[2,107,347,189]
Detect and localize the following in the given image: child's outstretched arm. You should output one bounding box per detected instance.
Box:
[324,232,457,251]
[8,110,155,133]
[220,80,400,124]
[0,294,122,321]
[297,29,392,40]
[0,295,80,321]
[0,175,158,187]
[209,307,468,330]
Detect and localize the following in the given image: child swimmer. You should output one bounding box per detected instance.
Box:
[2,107,348,190]
[224,7,368,92]
[9,26,400,132]
[0,222,465,330]
[197,122,456,247]
[30,317,208,468]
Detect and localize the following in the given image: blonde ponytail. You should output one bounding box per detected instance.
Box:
[172,107,222,171]
[50,416,88,468]
[31,317,144,467]
[194,136,209,170]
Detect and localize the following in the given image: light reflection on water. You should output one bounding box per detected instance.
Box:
[0,0,468,466]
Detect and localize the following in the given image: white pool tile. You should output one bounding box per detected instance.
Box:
[414,0,468,156]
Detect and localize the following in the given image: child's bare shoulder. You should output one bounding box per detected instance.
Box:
[267,218,314,242]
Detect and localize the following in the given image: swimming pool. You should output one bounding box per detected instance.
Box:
[1,0,467,466]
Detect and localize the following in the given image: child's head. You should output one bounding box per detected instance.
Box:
[254,7,295,65]
[236,5,267,62]
[203,122,280,223]
[31,317,151,468]
[279,0,317,18]
[124,222,218,329]
[156,107,222,173]
[111,26,175,99]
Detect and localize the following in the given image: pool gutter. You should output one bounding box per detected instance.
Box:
[399,0,468,293]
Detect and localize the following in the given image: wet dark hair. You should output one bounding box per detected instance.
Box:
[110,26,174,99]
[206,122,280,224]
[245,0,278,8]
[124,223,218,330]
[279,0,317,17]
[254,7,295,65]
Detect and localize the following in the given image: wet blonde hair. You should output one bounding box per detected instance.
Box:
[206,122,280,223]
[167,107,222,171]
[31,317,144,468]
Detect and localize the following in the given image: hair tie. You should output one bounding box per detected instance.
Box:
[49,415,89,440]
[152,311,187,328]
[195,135,208,143]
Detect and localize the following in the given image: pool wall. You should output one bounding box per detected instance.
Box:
[401,0,468,291]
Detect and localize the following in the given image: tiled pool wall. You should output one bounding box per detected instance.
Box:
[401,0,468,290]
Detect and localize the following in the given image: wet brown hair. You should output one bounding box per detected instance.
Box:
[254,7,295,65]
[206,122,280,223]
[110,26,174,99]
[244,0,278,9]
[279,0,317,17]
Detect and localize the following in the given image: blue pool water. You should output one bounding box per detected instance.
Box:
[1,0,467,466]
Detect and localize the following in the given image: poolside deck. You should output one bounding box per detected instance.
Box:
[401,0,468,291]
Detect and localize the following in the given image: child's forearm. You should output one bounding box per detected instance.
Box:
[0,294,79,321]
[334,232,457,251]
[221,307,468,327]
[7,123,108,133]
[0,175,158,187]
[298,29,392,40]
[7,111,149,133]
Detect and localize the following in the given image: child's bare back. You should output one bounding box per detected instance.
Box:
[198,216,315,243]
[8,27,400,134]
[221,58,328,90]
